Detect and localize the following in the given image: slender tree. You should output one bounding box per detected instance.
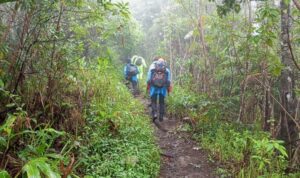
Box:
[278,0,299,160]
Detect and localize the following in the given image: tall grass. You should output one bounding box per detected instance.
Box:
[78,59,160,177]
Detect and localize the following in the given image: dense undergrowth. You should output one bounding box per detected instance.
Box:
[167,85,300,178]
[78,59,160,177]
[0,0,160,177]
[0,59,160,177]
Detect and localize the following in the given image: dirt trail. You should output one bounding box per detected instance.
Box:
[140,97,217,178]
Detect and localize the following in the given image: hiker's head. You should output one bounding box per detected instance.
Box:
[126,58,131,64]
[158,58,167,65]
[158,58,165,62]
[153,56,161,62]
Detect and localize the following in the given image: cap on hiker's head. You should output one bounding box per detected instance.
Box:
[158,58,165,62]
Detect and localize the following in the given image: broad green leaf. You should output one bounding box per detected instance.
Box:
[5,103,16,108]
[274,143,288,158]
[0,170,11,178]
[0,115,17,136]
[37,160,60,178]
[23,162,41,178]
[22,157,60,178]
[266,144,273,152]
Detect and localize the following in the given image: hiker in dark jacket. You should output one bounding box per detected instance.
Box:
[124,58,139,95]
[147,58,172,121]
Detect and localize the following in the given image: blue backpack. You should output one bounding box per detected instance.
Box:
[126,64,138,77]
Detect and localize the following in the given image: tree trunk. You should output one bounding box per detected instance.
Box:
[262,60,271,131]
[278,0,298,157]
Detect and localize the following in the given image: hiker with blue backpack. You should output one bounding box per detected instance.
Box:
[124,58,139,95]
[147,57,172,122]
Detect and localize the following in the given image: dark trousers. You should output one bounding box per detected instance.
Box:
[151,94,165,120]
[131,80,138,95]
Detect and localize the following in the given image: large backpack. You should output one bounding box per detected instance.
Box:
[126,64,138,77]
[151,62,167,88]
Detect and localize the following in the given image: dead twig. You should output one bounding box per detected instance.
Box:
[60,153,75,178]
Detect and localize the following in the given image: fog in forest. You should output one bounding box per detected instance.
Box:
[0,0,299,177]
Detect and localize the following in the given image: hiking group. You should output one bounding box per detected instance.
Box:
[124,56,172,122]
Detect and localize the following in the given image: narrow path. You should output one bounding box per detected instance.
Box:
[139,96,216,178]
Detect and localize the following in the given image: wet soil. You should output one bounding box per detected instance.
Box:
[140,97,217,178]
[155,117,216,178]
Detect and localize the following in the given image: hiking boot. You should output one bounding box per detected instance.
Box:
[152,114,157,121]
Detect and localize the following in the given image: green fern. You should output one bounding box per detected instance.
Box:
[22,157,60,178]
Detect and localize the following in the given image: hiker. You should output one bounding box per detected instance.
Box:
[131,55,147,80]
[147,58,172,122]
[124,58,139,95]
[149,56,160,71]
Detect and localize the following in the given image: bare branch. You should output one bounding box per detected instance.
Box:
[293,0,300,11]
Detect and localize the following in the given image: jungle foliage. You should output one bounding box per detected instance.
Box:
[0,0,158,177]
[130,0,300,177]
